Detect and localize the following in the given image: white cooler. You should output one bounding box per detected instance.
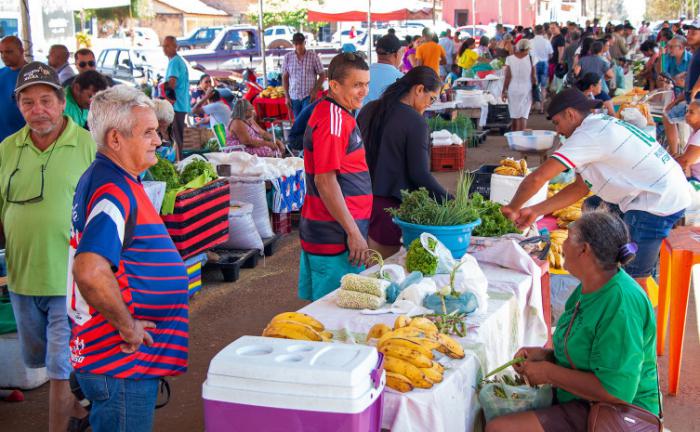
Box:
[202,336,385,432]
[489,173,549,210]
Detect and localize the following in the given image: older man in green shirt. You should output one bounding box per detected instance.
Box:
[1,62,95,432]
[63,70,108,129]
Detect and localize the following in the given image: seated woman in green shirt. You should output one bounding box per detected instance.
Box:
[487,211,660,432]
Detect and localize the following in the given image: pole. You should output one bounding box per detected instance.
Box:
[433,0,436,26]
[498,0,503,23]
[367,0,372,64]
[518,0,522,26]
[472,0,476,35]
[258,0,267,87]
[20,0,32,60]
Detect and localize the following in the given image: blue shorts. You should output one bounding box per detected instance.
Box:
[75,372,159,432]
[582,196,683,278]
[536,61,549,88]
[8,292,72,380]
[298,250,363,301]
[667,101,687,124]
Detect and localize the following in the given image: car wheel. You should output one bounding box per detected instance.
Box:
[267,39,292,49]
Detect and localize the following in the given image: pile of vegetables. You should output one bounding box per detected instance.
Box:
[149,157,217,192]
[470,193,518,237]
[405,237,439,276]
[180,159,218,184]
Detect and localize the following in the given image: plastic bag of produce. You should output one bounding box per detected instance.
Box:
[421,233,458,274]
[423,291,479,314]
[386,271,423,303]
[479,382,553,422]
[431,253,489,313]
[219,201,264,251]
[228,176,274,238]
[340,274,389,298]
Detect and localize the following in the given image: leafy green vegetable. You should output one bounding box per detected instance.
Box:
[405,238,438,276]
[149,156,180,191]
[470,193,519,237]
[180,159,217,185]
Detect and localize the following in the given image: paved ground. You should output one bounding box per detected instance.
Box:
[1,114,699,431]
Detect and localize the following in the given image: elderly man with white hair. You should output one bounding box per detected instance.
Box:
[67,85,189,432]
[503,38,536,131]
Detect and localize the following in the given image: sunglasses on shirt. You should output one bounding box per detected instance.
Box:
[78,61,96,68]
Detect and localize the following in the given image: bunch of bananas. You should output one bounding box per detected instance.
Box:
[365,315,465,393]
[494,158,528,177]
[548,229,568,270]
[260,86,285,99]
[547,183,568,198]
[262,312,333,342]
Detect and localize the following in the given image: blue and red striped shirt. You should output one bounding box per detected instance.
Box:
[67,153,188,379]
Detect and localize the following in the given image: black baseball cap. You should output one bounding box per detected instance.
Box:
[15,61,62,95]
[546,88,602,119]
[292,33,305,43]
[376,34,402,54]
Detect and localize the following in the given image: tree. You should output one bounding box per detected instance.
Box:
[645,0,685,20]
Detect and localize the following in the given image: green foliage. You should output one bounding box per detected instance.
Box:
[180,159,217,185]
[248,10,318,31]
[149,156,180,191]
[426,114,474,141]
[405,238,438,276]
[470,193,518,237]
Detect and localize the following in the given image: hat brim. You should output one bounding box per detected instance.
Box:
[547,98,602,120]
[14,81,63,95]
[683,24,700,30]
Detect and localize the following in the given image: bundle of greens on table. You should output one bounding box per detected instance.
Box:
[148,157,218,192]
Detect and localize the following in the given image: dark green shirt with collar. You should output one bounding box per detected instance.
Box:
[64,86,88,129]
[0,117,96,296]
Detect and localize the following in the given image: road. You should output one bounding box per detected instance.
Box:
[0,114,699,431]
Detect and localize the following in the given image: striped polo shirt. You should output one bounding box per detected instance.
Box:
[300,98,373,255]
[67,153,188,379]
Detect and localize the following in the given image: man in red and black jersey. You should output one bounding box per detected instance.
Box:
[298,53,372,301]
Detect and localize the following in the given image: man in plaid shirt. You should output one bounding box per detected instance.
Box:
[282,33,326,119]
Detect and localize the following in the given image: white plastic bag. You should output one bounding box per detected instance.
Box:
[219,201,264,251]
[620,107,647,128]
[395,278,437,305]
[228,176,274,238]
[479,382,553,422]
[420,233,458,274]
[430,253,489,314]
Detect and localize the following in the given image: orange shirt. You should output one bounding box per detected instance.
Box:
[416,41,446,75]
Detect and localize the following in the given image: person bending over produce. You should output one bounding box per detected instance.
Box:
[486,211,660,432]
[501,88,690,292]
[298,53,372,301]
[357,66,449,258]
[225,99,284,157]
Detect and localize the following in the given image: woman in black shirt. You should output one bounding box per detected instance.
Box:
[357,66,449,258]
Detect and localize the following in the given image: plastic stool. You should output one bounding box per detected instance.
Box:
[656,226,700,395]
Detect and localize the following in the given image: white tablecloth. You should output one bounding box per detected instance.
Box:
[298,263,545,431]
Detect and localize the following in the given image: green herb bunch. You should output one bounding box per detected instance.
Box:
[149,155,180,191]
[470,193,519,237]
[180,159,217,185]
[405,237,438,276]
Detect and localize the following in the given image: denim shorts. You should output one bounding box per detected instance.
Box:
[582,196,683,278]
[536,61,549,87]
[667,101,687,124]
[298,250,363,301]
[75,372,159,432]
[8,292,72,380]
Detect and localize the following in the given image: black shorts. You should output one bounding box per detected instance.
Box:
[534,399,590,432]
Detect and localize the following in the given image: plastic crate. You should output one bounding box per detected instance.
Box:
[430,145,465,172]
[272,212,292,235]
[486,104,511,124]
[469,164,498,198]
[162,178,230,260]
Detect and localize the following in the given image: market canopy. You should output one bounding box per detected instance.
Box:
[306,0,433,22]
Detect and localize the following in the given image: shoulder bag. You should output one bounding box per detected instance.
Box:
[563,301,663,432]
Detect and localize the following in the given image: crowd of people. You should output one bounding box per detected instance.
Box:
[0,14,698,432]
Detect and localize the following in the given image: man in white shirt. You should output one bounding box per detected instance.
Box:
[48,44,76,85]
[503,88,690,289]
[438,29,456,79]
[531,25,553,113]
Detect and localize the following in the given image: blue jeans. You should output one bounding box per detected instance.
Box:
[8,292,72,380]
[290,96,310,119]
[536,61,548,88]
[75,372,159,432]
[583,196,684,278]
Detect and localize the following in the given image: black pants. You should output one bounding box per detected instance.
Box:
[172,111,187,160]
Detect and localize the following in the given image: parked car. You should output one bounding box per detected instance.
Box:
[178,26,223,50]
[110,27,160,48]
[331,29,367,45]
[96,47,203,87]
[264,25,315,47]
[455,25,489,40]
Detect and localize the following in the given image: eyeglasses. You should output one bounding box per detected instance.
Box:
[78,61,96,68]
[6,143,56,205]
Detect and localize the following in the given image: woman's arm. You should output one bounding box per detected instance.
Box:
[503,65,511,99]
[676,144,700,168]
[603,99,615,115]
[230,120,273,148]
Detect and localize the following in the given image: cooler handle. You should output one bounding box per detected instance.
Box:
[370,352,384,389]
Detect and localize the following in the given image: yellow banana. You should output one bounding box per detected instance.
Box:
[402,336,442,351]
[320,331,333,342]
[407,317,439,334]
[384,356,433,389]
[393,315,411,330]
[270,312,324,332]
[378,327,438,346]
[420,362,444,384]
[519,159,528,175]
[385,372,414,393]
[378,344,434,368]
[436,333,465,359]
[378,337,434,359]
[366,323,392,342]
[262,320,323,341]
[499,158,521,169]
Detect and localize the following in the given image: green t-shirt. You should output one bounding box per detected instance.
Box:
[0,117,96,296]
[552,269,659,414]
[64,87,88,128]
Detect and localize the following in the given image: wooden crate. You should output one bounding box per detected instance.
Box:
[183,127,213,150]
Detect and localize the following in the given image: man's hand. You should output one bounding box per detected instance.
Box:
[513,359,552,386]
[347,230,369,267]
[501,204,517,221]
[119,319,156,354]
[514,207,538,230]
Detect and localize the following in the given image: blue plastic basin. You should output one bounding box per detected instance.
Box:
[393,218,482,259]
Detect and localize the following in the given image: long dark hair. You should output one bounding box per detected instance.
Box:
[458,38,476,57]
[363,66,442,175]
